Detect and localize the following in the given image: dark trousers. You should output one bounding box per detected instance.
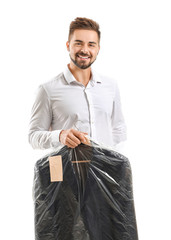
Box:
[33,142,138,240]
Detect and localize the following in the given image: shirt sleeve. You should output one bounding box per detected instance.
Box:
[28,85,61,149]
[111,82,127,146]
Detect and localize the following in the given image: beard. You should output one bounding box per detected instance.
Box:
[69,53,97,70]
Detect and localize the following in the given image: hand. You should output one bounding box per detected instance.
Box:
[59,128,88,148]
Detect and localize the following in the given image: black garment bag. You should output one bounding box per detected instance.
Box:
[33,142,138,240]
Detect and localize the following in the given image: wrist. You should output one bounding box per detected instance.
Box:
[59,130,64,142]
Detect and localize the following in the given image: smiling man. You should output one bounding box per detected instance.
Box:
[28,17,127,150]
[68,29,99,70]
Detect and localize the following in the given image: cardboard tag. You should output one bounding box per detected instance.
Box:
[49,155,63,182]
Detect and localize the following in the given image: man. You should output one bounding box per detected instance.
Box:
[28,17,127,150]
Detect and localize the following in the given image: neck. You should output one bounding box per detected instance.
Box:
[68,62,91,87]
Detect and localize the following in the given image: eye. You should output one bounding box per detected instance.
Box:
[89,44,95,47]
[75,42,81,46]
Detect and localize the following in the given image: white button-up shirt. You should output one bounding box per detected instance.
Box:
[28,66,127,150]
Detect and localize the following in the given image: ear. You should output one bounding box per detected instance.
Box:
[66,41,70,51]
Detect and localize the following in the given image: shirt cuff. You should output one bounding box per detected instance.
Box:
[50,130,62,148]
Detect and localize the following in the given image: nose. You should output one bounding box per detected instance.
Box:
[80,44,89,54]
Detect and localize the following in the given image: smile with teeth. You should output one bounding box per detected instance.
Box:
[77,55,90,59]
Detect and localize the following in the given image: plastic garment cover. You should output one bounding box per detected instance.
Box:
[33,141,138,240]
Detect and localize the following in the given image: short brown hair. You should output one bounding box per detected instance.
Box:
[68,17,101,41]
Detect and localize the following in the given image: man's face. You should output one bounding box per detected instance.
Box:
[66,29,100,70]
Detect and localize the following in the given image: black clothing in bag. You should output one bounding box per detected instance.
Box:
[33,142,138,240]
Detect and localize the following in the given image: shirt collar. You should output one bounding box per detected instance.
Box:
[63,65,102,85]
[91,68,102,84]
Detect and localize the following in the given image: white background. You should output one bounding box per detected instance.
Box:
[0,0,171,239]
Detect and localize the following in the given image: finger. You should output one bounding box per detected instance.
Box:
[66,137,79,148]
[71,130,84,141]
[69,134,81,145]
[66,143,75,149]
[79,133,88,143]
[71,129,88,143]
[82,137,89,144]
[80,132,88,135]
[84,137,89,144]
[71,129,88,136]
